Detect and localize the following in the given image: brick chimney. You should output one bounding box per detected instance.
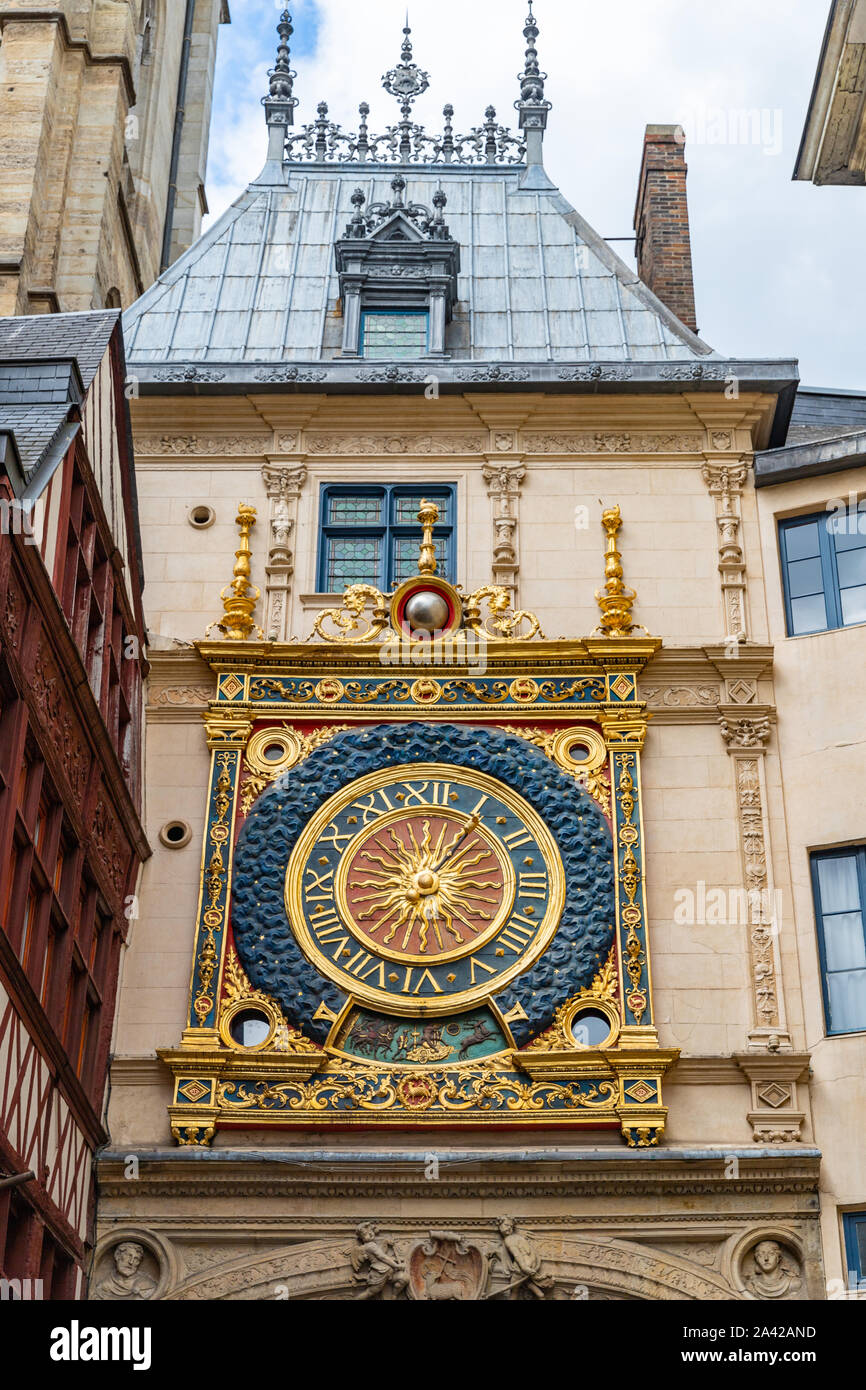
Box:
[633,125,698,333]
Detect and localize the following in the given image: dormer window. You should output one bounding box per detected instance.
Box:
[362,310,429,360]
[335,177,460,360]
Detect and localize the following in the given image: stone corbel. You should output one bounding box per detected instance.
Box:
[261,465,308,642]
[735,1054,811,1144]
[719,714,792,1053]
[702,461,750,643]
[482,462,526,601]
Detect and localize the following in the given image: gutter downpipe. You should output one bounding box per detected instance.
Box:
[160,0,197,273]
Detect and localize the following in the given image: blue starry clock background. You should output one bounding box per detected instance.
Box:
[232,723,615,1048]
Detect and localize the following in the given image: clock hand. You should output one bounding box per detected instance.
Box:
[431,812,482,875]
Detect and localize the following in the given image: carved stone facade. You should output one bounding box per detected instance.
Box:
[92,1153,823,1302]
[262,465,308,641]
[0,2,228,314]
[702,462,750,642]
[483,462,525,599]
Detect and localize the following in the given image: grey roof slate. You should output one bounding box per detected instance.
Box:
[787,386,866,442]
[0,312,117,479]
[0,311,118,391]
[123,166,715,367]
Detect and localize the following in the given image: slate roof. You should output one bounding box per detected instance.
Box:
[786,386,866,445]
[123,166,715,368]
[0,312,118,479]
[0,312,118,391]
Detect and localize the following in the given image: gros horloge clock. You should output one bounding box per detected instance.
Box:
[232,722,615,1062]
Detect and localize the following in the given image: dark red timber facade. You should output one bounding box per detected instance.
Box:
[0,312,148,1298]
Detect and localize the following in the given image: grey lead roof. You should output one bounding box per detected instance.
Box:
[123,167,714,368]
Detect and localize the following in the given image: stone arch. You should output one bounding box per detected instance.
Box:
[165,1234,740,1302]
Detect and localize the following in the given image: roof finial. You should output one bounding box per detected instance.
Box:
[516,0,551,166]
[263,8,299,161]
[383,15,430,118]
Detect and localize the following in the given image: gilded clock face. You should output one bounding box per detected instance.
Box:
[285,762,565,1016]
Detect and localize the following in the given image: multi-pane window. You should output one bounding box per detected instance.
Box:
[318,486,455,592]
[844,1213,866,1292]
[811,848,866,1035]
[361,311,429,360]
[779,507,866,636]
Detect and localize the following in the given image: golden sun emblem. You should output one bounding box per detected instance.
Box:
[338,811,516,964]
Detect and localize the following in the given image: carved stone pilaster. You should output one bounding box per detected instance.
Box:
[261,465,308,641]
[482,462,526,601]
[735,1055,810,1144]
[702,462,749,642]
[719,714,791,1053]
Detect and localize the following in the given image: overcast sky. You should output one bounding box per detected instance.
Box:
[207,0,864,389]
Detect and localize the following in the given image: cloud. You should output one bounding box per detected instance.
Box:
[206,0,865,387]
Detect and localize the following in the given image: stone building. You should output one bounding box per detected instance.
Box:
[795,0,866,185]
[0,311,148,1297]
[88,7,866,1301]
[0,0,230,316]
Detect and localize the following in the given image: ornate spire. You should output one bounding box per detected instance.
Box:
[417,500,440,576]
[206,506,263,642]
[516,0,551,165]
[594,507,646,639]
[263,9,299,161]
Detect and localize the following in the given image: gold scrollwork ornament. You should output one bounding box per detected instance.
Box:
[463,585,544,642]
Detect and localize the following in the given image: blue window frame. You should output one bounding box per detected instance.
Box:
[843,1212,866,1292]
[779,506,866,636]
[811,847,866,1036]
[361,310,429,360]
[317,485,456,592]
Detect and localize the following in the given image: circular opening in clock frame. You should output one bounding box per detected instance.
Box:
[262,743,286,763]
[569,1007,615,1049]
[159,820,191,850]
[228,1009,273,1050]
[188,505,216,530]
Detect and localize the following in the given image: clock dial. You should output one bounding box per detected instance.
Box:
[337,807,515,963]
[285,762,565,1016]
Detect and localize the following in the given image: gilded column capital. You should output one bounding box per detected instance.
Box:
[203,711,254,751]
[600,713,649,751]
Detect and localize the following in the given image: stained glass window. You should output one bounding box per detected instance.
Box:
[318,486,455,591]
[361,311,429,360]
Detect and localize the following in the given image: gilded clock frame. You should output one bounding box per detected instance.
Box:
[161,632,678,1148]
[287,761,563,1007]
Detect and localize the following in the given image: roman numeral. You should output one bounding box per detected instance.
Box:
[345,950,386,987]
[518,872,547,900]
[499,916,536,954]
[401,781,451,808]
[351,790,393,823]
[319,823,353,851]
[501,1001,529,1025]
[470,956,497,984]
[304,868,334,900]
[503,828,533,851]
[399,966,444,995]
